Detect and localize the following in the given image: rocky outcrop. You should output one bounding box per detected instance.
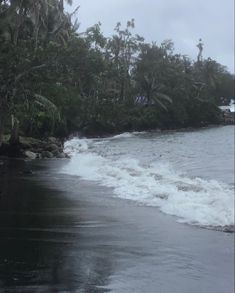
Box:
[41,151,54,158]
[25,151,37,160]
[0,136,69,159]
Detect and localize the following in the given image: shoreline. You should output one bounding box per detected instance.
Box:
[0,136,68,160]
[67,123,228,139]
[1,124,233,159]
[0,159,234,292]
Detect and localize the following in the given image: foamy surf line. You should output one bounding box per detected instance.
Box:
[61,137,234,230]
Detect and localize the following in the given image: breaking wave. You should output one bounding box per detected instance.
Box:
[62,136,234,229]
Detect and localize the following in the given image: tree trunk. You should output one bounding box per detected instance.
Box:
[59,0,64,11]
[9,115,20,145]
[0,116,4,147]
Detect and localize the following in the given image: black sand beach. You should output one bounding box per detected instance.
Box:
[0,159,234,293]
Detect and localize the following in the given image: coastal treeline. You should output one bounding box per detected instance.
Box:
[0,0,234,145]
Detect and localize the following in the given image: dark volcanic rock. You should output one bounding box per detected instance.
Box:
[56,152,66,159]
[46,143,59,152]
[48,136,57,143]
[41,151,54,159]
[25,151,37,160]
[52,149,60,157]
[0,136,66,160]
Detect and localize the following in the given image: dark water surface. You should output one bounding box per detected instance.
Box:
[0,155,234,293]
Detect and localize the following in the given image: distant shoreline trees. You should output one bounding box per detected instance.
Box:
[0,1,234,144]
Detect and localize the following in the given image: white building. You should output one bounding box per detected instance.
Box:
[219,99,234,113]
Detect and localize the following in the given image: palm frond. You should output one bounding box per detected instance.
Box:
[152,93,172,110]
[155,93,172,103]
[152,97,167,111]
[34,94,60,121]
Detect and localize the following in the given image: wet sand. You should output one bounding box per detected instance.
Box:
[0,159,234,292]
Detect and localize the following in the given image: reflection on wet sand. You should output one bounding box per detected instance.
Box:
[0,159,234,293]
[0,160,114,292]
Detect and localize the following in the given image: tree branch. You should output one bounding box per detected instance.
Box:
[69,5,80,18]
[15,64,47,82]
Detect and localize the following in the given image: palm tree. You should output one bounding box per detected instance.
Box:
[134,44,172,109]
[0,0,73,145]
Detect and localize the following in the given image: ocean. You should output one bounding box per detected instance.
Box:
[62,125,235,231]
[0,126,234,292]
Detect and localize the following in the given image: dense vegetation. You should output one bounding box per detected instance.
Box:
[0,0,234,146]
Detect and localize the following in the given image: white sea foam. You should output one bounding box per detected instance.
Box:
[64,138,90,154]
[109,131,146,140]
[62,138,234,228]
[111,132,134,139]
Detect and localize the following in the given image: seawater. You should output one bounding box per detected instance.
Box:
[61,126,234,230]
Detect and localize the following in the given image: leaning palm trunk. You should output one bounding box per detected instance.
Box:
[0,115,4,147]
[9,115,20,145]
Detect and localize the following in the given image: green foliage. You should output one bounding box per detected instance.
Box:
[0,2,234,143]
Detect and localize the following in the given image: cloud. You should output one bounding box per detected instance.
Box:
[67,0,234,72]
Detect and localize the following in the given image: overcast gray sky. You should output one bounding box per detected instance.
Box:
[67,0,234,73]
